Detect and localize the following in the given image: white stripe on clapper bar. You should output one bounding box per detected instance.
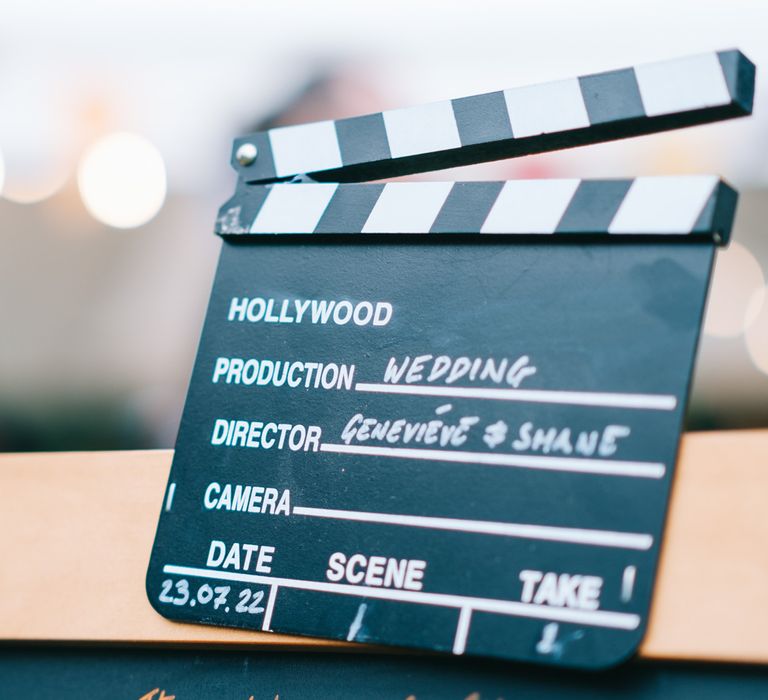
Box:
[269,120,342,178]
[503,78,590,138]
[634,52,730,117]
[382,100,462,159]
[609,176,718,234]
[481,179,580,233]
[250,184,338,233]
[361,182,454,233]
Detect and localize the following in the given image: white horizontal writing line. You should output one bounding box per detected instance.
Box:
[319,443,665,479]
[355,382,677,411]
[162,564,640,631]
[292,506,653,550]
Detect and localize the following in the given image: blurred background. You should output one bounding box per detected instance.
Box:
[0,0,766,451]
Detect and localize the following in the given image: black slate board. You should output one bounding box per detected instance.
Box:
[147,237,713,668]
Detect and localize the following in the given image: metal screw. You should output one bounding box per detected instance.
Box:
[235,142,258,166]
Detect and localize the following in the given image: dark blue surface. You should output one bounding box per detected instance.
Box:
[3,647,768,699]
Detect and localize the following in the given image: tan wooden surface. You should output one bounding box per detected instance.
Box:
[1,430,767,663]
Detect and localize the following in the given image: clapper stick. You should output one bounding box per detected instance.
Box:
[145,49,756,669]
[217,177,737,239]
[229,50,753,184]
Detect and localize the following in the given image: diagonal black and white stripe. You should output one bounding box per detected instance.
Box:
[230,50,754,184]
[215,176,736,244]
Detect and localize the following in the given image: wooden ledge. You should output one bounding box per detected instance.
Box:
[1,430,767,663]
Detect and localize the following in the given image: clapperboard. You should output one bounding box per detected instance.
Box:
[147,49,754,669]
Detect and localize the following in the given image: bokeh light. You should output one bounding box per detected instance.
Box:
[2,167,68,204]
[77,132,166,229]
[745,286,768,375]
[703,242,765,338]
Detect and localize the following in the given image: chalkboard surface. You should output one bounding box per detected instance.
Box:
[147,236,714,668]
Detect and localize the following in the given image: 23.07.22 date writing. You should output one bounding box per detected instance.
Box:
[157,578,265,615]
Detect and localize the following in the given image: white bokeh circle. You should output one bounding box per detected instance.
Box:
[77,132,166,229]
